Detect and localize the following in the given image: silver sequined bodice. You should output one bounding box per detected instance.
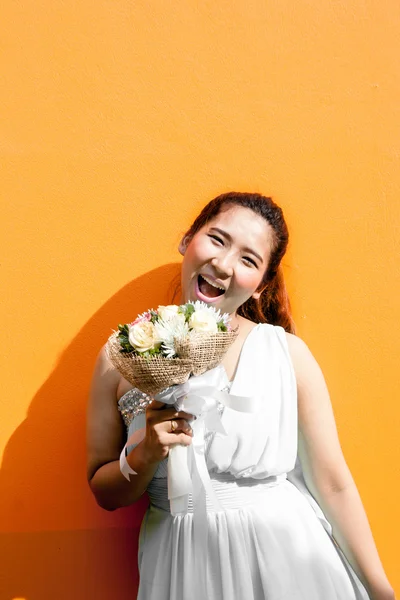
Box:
[118,388,152,428]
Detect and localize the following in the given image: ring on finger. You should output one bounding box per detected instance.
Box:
[170,419,178,433]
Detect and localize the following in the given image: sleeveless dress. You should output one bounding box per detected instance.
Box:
[118,323,371,600]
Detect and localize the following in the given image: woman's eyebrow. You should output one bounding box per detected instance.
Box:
[209,227,264,263]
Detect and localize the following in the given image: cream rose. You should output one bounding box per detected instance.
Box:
[157,305,180,321]
[189,308,218,333]
[128,321,160,353]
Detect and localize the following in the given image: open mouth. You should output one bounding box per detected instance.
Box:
[197,274,226,299]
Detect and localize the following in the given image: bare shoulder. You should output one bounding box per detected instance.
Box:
[284,330,310,354]
[94,343,120,378]
[88,344,123,416]
[284,331,319,387]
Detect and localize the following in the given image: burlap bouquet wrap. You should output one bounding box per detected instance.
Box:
[106,329,238,395]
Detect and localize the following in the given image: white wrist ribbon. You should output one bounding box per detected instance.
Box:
[120,445,137,480]
[119,426,147,479]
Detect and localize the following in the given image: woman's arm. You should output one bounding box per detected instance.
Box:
[285,333,395,600]
[87,346,194,511]
[86,346,161,510]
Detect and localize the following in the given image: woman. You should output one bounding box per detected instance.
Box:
[87,192,395,599]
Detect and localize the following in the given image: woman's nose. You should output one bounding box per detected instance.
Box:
[211,253,234,277]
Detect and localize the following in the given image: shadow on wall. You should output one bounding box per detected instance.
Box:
[0,263,181,600]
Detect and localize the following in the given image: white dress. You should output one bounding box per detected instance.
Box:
[119,323,371,600]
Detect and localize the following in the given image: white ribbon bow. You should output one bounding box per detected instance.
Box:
[154,365,258,516]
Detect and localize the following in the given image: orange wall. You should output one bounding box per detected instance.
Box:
[1,1,399,597]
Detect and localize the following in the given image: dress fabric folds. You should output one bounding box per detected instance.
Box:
[120,323,370,600]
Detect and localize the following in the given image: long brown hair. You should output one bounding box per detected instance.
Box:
[183,191,296,334]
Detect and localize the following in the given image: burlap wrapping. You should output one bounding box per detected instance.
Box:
[106,328,238,395]
[174,330,238,376]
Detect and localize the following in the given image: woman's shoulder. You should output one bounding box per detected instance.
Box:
[249,321,300,343]
[282,331,324,390]
[241,320,307,359]
[96,343,120,378]
[283,330,311,356]
[92,344,127,400]
[238,318,298,343]
[252,324,313,372]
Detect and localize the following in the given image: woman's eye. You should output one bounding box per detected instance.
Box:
[243,256,257,267]
[208,234,224,244]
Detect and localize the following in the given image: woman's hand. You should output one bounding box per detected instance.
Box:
[141,399,195,463]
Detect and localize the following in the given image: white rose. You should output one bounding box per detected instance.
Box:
[169,312,187,328]
[157,305,180,321]
[128,321,160,353]
[189,309,218,333]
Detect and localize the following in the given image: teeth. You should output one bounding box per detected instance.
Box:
[201,274,225,291]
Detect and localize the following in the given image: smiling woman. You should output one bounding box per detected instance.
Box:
[178,204,274,315]
[86,192,394,600]
[178,192,294,331]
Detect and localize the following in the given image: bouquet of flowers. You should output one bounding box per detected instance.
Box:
[106,301,238,395]
[108,302,256,520]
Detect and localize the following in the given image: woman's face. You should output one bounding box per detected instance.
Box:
[179,205,274,317]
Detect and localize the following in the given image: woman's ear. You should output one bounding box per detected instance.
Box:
[252,282,267,300]
[178,234,191,256]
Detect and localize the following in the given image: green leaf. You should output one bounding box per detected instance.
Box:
[118,323,129,335]
[184,303,195,321]
[149,309,159,324]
